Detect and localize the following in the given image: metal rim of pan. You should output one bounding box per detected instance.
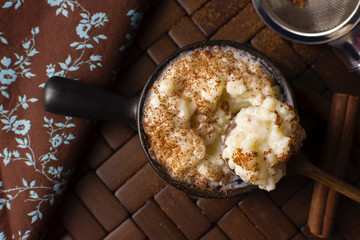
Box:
[137,40,293,198]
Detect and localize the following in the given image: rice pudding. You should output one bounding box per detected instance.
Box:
[142,45,291,188]
[222,97,306,191]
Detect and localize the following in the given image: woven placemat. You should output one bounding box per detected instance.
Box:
[44,0,360,239]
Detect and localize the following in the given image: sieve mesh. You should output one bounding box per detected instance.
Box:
[266,0,359,33]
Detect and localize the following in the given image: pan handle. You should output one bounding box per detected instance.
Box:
[42,77,138,127]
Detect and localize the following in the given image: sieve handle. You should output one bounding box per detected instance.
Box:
[329,24,360,73]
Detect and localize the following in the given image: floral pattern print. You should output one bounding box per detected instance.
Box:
[0,0,145,239]
[0,230,31,240]
[2,0,24,10]
[0,27,38,98]
[0,68,17,85]
[0,96,76,223]
[91,12,108,27]
[47,0,62,7]
[38,1,108,88]
[0,32,7,45]
[11,119,31,135]
[128,9,144,29]
[120,6,144,52]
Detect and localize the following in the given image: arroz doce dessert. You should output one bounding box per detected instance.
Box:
[222,97,306,190]
[143,45,305,190]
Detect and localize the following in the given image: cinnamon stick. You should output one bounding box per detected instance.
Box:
[307,93,359,238]
[321,95,359,237]
[307,94,348,235]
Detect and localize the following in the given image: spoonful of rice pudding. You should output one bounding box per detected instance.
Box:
[222,96,306,191]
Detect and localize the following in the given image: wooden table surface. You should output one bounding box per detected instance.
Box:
[44,0,360,239]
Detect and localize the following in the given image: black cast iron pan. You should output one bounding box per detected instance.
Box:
[42,40,294,198]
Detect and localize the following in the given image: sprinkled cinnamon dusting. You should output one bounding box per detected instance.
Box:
[232,148,259,172]
[143,46,282,188]
[273,110,282,127]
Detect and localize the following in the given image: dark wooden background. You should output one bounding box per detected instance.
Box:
[44,0,360,239]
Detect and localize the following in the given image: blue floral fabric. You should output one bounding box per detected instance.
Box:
[0,0,145,239]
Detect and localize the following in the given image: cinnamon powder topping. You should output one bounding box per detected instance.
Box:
[232,148,259,172]
[143,46,282,188]
[222,97,306,191]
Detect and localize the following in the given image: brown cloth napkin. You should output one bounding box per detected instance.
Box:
[0,0,146,239]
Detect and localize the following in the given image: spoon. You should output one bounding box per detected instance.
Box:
[287,152,360,203]
[222,117,360,203]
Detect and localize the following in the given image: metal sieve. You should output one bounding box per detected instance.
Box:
[253,0,360,71]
